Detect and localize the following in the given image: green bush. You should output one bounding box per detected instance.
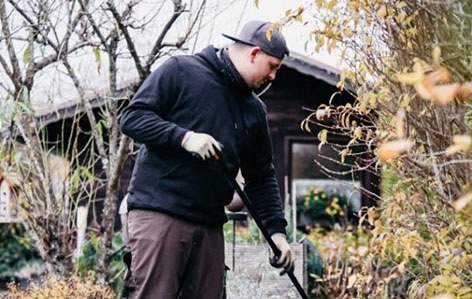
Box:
[0,224,43,288]
[297,187,352,227]
[74,232,126,295]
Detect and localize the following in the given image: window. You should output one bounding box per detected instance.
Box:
[290,140,362,230]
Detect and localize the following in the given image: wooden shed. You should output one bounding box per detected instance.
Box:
[260,52,379,229]
[5,52,379,230]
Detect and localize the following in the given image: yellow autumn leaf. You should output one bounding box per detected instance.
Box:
[397,1,407,9]
[397,260,406,274]
[426,67,451,84]
[347,274,358,289]
[367,206,376,226]
[337,79,345,90]
[454,192,472,211]
[414,80,434,100]
[300,118,311,133]
[396,71,424,85]
[432,46,441,64]
[377,139,414,161]
[453,135,472,151]
[339,148,349,163]
[376,5,387,18]
[395,108,406,139]
[395,11,406,23]
[353,127,362,139]
[266,29,272,41]
[318,129,328,144]
[429,83,460,105]
[328,38,337,54]
[326,0,337,10]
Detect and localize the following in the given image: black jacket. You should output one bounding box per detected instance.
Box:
[120,46,286,235]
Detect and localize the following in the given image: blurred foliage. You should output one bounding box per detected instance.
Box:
[224,216,324,297]
[224,216,263,244]
[297,187,352,227]
[4,274,114,299]
[0,224,42,287]
[275,0,472,297]
[74,232,126,296]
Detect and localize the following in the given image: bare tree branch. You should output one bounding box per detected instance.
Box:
[106,0,145,80]
[0,0,22,90]
[145,0,186,71]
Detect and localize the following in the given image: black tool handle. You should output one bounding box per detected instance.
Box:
[214,150,309,299]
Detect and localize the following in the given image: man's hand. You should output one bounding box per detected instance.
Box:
[270,233,294,272]
[181,131,221,160]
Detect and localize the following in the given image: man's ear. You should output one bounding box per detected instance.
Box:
[248,46,262,63]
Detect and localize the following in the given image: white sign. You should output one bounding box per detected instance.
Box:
[0,177,22,223]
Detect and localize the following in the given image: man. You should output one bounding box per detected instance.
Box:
[120,20,293,299]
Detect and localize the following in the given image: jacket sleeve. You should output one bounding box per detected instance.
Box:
[241,110,287,236]
[120,57,188,149]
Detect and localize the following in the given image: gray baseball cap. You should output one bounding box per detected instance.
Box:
[222,20,289,59]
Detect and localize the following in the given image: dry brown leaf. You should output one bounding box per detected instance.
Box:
[426,67,451,84]
[378,139,414,161]
[457,82,472,100]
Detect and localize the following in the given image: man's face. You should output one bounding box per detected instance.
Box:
[248,49,282,89]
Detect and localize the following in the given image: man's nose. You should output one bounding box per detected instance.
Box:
[268,70,277,81]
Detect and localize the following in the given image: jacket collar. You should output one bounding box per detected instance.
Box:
[197,46,252,94]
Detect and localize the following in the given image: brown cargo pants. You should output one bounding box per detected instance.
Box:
[125,209,225,299]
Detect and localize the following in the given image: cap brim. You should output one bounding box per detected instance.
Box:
[221,33,254,47]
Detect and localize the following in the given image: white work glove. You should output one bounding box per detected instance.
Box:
[181,131,221,160]
[270,233,294,272]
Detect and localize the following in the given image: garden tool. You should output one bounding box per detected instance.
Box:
[213,149,309,299]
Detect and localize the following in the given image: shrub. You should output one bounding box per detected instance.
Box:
[0,224,43,288]
[74,232,126,295]
[297,187,352,229]
[3,274,115,299]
